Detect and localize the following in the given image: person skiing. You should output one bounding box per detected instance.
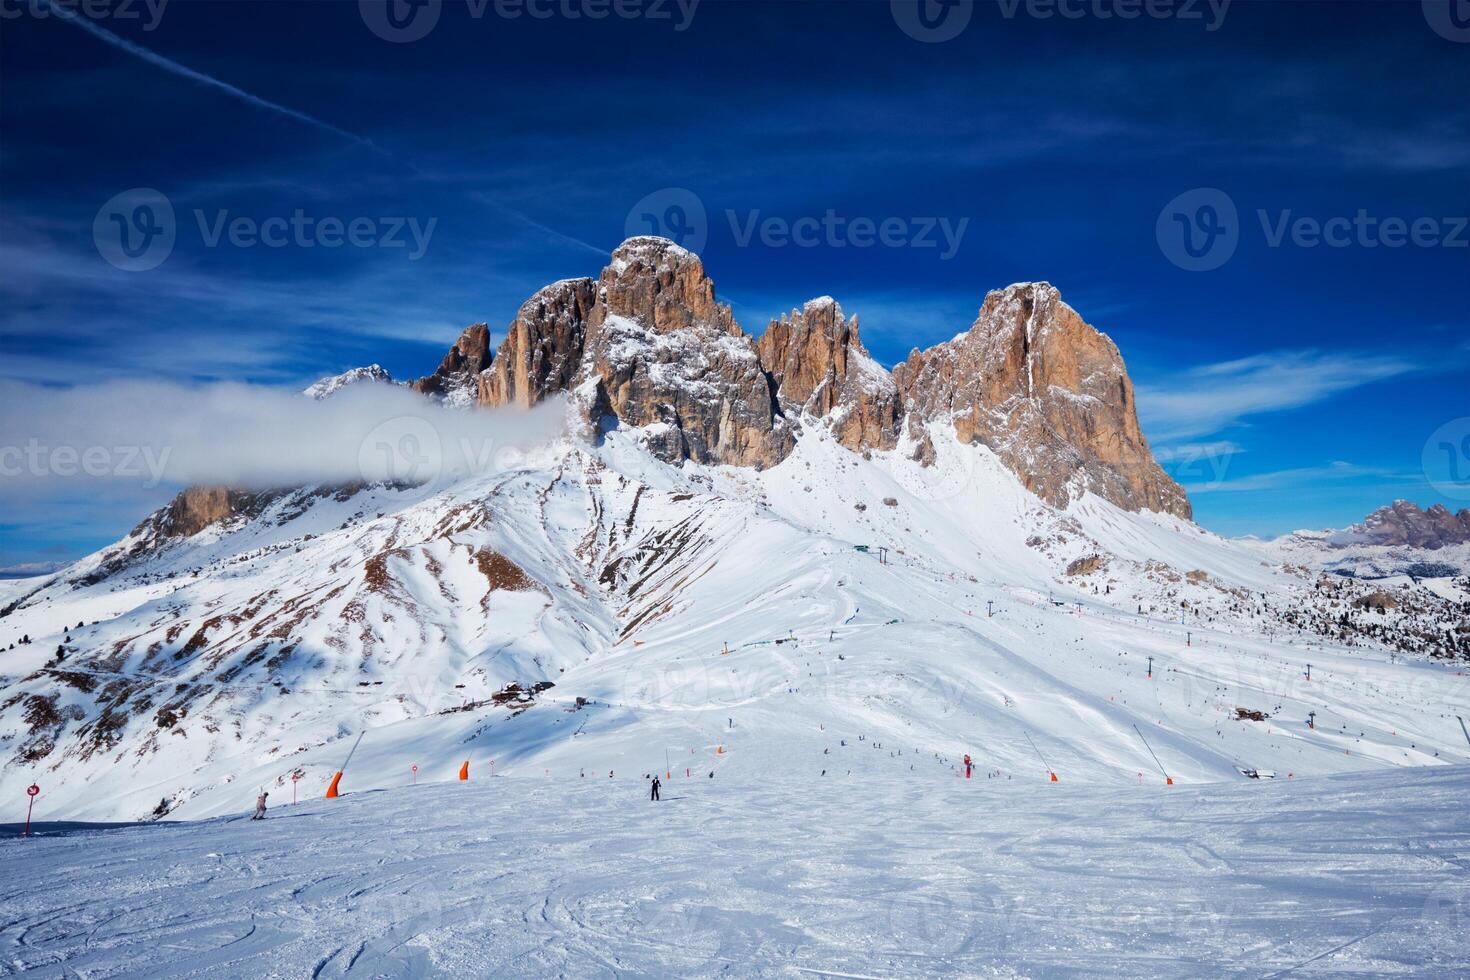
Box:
[650,775,661,801]
[251,791,268,820]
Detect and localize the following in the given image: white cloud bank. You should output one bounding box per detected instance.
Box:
[0,380,567,492]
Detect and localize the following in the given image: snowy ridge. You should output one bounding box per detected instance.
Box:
[302,365,395,400]
[1,424,1467,826]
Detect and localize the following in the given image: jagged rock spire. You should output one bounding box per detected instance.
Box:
[420,241,1190,518]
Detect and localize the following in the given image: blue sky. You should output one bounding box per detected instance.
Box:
[1,0,1467,566]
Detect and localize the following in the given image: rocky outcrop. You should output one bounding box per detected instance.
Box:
[413,323,492,407]
[154,487,282,539]
[1335,501,1470,550]
[575,238,793,469]
[757,298,899,451]
[479,279,595,409]
[892,282,1191,519]
[414,243,1187,518]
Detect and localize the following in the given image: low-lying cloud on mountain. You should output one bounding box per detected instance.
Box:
[0,378,566,492]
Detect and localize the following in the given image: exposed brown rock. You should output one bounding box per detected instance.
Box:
[893,282,1191,519]
[757,298,899,451]
[413,322,491,405]
[157,487,280,538]
[1353,590,1400,611]
[480,279,596,408]
[475,550,542,594]
[576,237,793,469]
[413,244,1189,519]
[1066,554,1106,576]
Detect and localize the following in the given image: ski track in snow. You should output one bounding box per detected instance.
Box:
[2,766,1468,977]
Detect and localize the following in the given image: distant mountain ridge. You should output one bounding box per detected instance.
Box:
[1254,500,1470,579]
[1331,500,1470,550]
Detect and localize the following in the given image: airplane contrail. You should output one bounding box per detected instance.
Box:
[471,193,609,258]
[52,4,612,260]
[48,2,386,155]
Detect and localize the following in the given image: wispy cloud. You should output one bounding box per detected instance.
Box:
[1138,349,1427,443]
[470,193,609,259]
[1184,461,1417,495]
[47,1,385,154]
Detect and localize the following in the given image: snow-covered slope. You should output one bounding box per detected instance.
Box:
[4,764,1468,977]
[2,423,1467,824]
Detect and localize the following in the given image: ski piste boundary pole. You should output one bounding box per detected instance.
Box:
[1023,731,1057,782]
[326,731,364,799]
[1132,723,1173,785]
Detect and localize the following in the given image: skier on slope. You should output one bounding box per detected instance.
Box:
[251,791,268,820]
[650,775,661,801]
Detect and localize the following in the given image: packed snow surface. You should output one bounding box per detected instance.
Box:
[3,765,1468,977]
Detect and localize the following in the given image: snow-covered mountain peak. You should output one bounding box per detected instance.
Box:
[302,364,395,400]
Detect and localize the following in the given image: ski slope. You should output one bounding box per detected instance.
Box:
[3,765,1468,977]
[1,427,1468,824]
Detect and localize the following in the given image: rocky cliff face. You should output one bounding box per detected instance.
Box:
[413,323,492,407]
[1337,501,1470,550]
[155,487,278,539]
[411,241,1187,519]
[479,279,595,409]
[892,283,1191,519]
[573,238,793,469]
[757,298,899,451]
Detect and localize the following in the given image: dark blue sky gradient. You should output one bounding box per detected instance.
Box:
[1,0,1466,564]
